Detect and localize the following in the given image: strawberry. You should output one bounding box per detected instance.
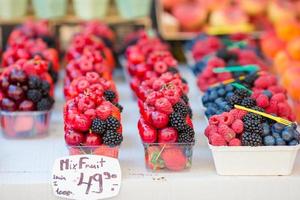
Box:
[145,146,165,170]
[162,147,187,171]
[158,127,178,143]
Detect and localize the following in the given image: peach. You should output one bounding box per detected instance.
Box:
[172,2,207,31]
[260,31,285,59]
[238,0,268,15]
[282,67,300,100]
[209,6,249,27]
[287,37,300,60]
[267,0,297,23]
[275,20,300,42]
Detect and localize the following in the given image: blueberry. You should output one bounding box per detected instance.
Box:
[275,138,286,146]
[215,97,224,105]
[202,94,210,104]
[224,105,231,111]
[219,102,228,108]
[272,132,281,139]
[262,123,270,136]
[225,84,234,92]
[217,88,226,97]
[281,129,294,142]
[263,90,273,98]
[289,140,299,146]
[293,129,300,141]
[272,123,285,133]
[263,135,275,146]
[209,91,218,101]
[226,92,234,99]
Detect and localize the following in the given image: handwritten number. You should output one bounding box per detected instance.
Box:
[77,173,103,195]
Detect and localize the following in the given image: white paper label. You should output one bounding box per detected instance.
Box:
[52,155,121,200]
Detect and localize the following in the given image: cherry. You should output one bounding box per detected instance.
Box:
[19,100,35,111]
[76,79,89,93]
[151,111,169,129]
[1,98,17,111]
[72,114,92,132]
[86,72,100,83]
[7,85,25,101]
[9,68,27,84]
[138,118,157,143]
[158,127,178,143]
[85,133,102,146]
[65,130,86,146]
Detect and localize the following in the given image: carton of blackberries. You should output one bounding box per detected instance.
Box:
[0,64,54,138]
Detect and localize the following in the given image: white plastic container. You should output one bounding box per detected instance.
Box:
[73,0,109,20]
[209,144,300,176]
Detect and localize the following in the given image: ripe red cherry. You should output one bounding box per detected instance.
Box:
[158,127,178,143]
[138,118,157,143]
[85,133,102,146]
[151,111,169,129]
[1,98,17,111]
[7,85,25,101]
[65,130,86,146]
[19,100,35,111]
[72,114,92,132]
[0,76,10,90]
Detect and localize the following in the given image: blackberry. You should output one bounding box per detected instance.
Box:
[173,102,188,117]
[167,67,179,74]
[91,118,106,135]
[243,72,258,87]
[241,97,256,108]
[243,112,263,122]
[114,103,123,112]
[41,81,50,95]
[241,132,262,146]
[27,89,42,103]
[234,89,250,98]
[251,106,265,112]
[102,130,123,147]
[181,95,189,104]
[178,126,195,143]
[227,94,241,107]
[169,112,186,131]
[28,76,41,89]
[104,90,116,102]
[105,116,120,130]
[243,120,264,135]
[37,97,54,111]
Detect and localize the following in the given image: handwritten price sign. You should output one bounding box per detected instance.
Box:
[52,155,121,200]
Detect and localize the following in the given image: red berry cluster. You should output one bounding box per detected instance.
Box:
[205,110,246,146]
[2,20,59,83]
[192,35,223,61]
[63,22,123,153]
[252,72,295,121]
[124,32,195,170]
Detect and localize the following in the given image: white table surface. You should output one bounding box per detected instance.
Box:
[1,67,300,200]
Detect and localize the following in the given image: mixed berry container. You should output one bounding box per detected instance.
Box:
[0,110,51,138]
[67,145,119,159]
[143,142,194,171]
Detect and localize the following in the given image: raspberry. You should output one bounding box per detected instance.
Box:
[154,61,168,74]
[277,102,290,117]
[271,93,286,103]
[229,138,241,146]
[229,109,247,120]
[265,100,278,114]
[208,115,219,125]
[155,97,173,114]
[210,134,226,146]
[217,124,231,135]
[256,94,269,108]
[231,119,244,134]
[219,112,234,125]
[254,77,269,89]
[205,125,218,137]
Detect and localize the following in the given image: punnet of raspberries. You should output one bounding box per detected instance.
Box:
[124,32,195,171]
[0,62,54,112]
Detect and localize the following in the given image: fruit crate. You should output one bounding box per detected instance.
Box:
[67,145,119,159]
[209,144,300,176]
[143,142,194,171]
[0,110,51,138]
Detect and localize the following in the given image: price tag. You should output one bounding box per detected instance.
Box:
[52,155,121,200]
